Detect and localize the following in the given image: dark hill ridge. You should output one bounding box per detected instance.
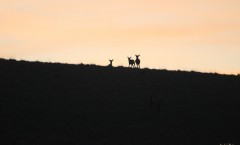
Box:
[0,58,240,145]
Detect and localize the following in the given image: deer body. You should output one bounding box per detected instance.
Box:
[108,59,114,67]
[128,57,135,68]
[135,55,140,68]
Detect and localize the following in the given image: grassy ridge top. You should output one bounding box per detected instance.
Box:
[0,58,240,145]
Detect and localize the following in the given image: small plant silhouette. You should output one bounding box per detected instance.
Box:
[135,55,140,68]
[127,57,135,68]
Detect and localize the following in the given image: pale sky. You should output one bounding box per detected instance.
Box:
[1,0,240,74]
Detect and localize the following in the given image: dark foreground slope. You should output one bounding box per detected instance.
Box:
[0,59,240,145]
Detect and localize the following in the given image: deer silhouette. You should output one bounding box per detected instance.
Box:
[108,59,114,67]
[127,57,135,68]
[135,55,140,68]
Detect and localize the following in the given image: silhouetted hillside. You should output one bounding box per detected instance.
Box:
[0,58,240,145]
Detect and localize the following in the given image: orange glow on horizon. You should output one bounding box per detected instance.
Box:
[0,0,240,74]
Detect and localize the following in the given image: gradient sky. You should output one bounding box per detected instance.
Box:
[1,0,240,74]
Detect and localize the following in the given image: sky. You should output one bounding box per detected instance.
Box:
[1,0,240,74]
